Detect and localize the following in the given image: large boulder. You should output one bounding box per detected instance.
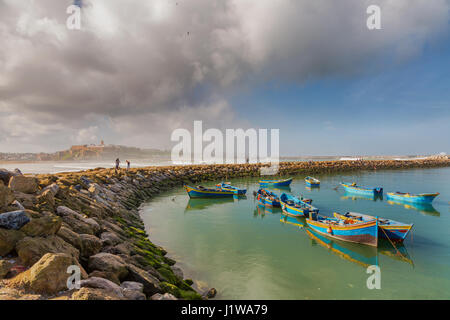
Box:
[0,260,13,278]
[100,232,121,246]
[88,253,128,281]
[11,192,37,210]
[120,281,146,300]
[19,215,62,237]
[8,253,87,294]
[15,235,80,267]
[71,287,122,300]
[0,182,15,211]
[80,277,124,298]
[79,234,102,258]
[0,228,25,256]
[57,226,82,250]
[125,264,161,296]
[0,169,14,185]
[150,293,177,300]
[56,206,100,235]
[8,176,39,194]
[0,210,30,230]
[37,189,55,207]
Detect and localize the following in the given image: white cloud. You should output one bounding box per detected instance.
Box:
[0,0,448,152]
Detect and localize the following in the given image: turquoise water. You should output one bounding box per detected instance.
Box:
[140,167,450,299]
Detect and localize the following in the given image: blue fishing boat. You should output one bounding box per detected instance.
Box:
[386,191,439,204]
[259,177,293,187]
[341,182,383,197]
[306,213,378,247]
[280,193,318,218]
[215,182,247,195]
[333,212,413,243]
[256,189,281,207]
[305,176,320,187]
[184,185,235,198]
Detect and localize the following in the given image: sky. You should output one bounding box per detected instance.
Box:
[0,0,449,156]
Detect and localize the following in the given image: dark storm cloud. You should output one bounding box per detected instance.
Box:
[0,0,448,151]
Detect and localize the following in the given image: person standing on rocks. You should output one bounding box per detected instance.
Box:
[115,158,121,173]
[126,160,131,171]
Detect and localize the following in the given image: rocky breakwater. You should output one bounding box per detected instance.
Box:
[0,167,206,300]
[0,158,449,300]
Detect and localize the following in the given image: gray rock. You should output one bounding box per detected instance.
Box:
[125,264,161,296]
[100,232,121,246]
[120,281,144,292]
[171,265,184,280]
[8,176,38,194]
[0,210,30,230]
[150,293,177,300]
[123,289,146,300]
[88,253,128,280]
[203,288,217,299]
[80,277,124,298]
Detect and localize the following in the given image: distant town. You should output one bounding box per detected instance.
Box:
[0,141,170,161]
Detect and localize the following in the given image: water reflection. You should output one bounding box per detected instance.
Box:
[378,240,414,267]
[279,214,305,228]
[341,193,383,202]
[254,203,281,217]
[263,185,292,193]
[305,228,378,268]
[305,186,320,192]
[184,197,234,212]
[386,200,440,216]
[279,218,414,268]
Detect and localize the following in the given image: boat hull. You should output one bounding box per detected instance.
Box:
[386,192,439,204]
[333,212,412,243]
[259,178,293,187]
[305,177,320,187]
[216,183,247,195]
[306,218,378,247]
[280,194,318,218]
[184,185,235,198]
[341,183,383,197]
[257,194,281,207]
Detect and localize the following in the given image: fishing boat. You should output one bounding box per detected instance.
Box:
[215,182,247,195]
[333,212,413,243]
[259,177,293,187]
[386,191,439,204]
[341,182,383,197]
[184,185,235,198]
[305,213,378,247]
[280,193,318,218]
[305,176,320,187]
[256,189,281,207]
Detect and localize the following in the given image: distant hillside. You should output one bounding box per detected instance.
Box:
[0,142,170,161]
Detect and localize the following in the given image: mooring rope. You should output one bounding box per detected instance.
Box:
[379,224,407,260]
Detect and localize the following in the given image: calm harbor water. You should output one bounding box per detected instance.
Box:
[141,167,450,299]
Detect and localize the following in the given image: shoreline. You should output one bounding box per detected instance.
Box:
[1,159,449,300]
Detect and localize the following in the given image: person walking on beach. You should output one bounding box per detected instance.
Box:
[126,160,130,171]
[115,158,120,173]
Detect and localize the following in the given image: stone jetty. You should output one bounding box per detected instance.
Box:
[0,159,449,300]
